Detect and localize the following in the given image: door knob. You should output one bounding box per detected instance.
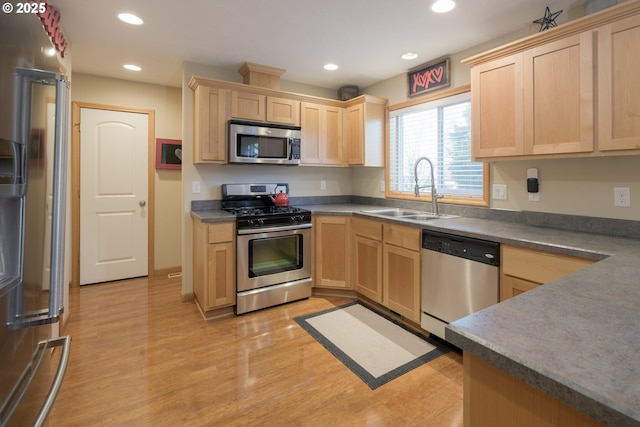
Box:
[139,200,146,207]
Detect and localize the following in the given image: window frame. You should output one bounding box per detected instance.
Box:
[385,84,489,207]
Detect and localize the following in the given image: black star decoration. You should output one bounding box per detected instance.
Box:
[533,7,563,32]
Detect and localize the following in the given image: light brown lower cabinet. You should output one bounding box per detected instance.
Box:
[464,353,603,427]
[193,219,236,315]
[500,244,595,301]
[352,217,421,323]
[353,218,383,302]
[500,275,539,299]
[383,241,421,322]
[313,215,352,289]
[382,224,421,323]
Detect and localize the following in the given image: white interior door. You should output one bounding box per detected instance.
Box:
[80,108,149,285]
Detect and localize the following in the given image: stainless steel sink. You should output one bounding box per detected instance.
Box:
[402,214,441,221]
[361,208,458,221]
[361,208,423,217]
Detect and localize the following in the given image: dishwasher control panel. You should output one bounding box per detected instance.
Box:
[422,230,499,266]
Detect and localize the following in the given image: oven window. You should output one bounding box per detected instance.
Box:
[248,234,302,277]
[237,135,287,159]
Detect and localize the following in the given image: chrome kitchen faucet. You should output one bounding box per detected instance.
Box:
[414,156,443,216]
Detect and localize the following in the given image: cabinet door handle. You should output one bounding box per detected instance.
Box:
[139,200,146,207]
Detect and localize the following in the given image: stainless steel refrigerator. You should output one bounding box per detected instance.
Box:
[1,7,71,427]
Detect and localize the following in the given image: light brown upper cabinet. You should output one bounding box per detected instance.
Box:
[343,95,386,167]
[301,102,344,166]
[189,76,387,166]
[231,90,300,126]
[469,33,594,159]
[597,13,640,151]
[230,91,300,126]
[231,91,265,122]
[465,1,640,160]
[470,54,524,158]
[193,86,230,164]
[523,32,594,156]
[267,96,300,126]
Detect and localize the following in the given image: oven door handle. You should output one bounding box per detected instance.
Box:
[237,223,312,235]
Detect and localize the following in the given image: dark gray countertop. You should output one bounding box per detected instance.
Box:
[190,209,235,222]
[192,203,640,425]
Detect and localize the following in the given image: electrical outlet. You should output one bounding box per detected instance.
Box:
[191,181,201,194]
[528,193,540,202]
[380,181,385,192]
[492,184,507,200]
[320,180,326,190]
[614,187,631,207]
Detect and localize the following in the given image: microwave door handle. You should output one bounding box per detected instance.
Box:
[288,138,293,160]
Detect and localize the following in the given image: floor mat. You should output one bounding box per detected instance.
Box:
[295,301,449,389]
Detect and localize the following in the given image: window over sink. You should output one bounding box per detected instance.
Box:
[387,85,488,206]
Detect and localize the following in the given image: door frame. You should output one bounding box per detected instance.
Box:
[71,102,155,287]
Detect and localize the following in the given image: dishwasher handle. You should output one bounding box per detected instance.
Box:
[422,229,500,266]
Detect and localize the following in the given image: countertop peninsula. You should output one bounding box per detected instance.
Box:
[192,203,640,425]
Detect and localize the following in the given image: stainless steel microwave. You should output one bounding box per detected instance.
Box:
[229,120,302,165]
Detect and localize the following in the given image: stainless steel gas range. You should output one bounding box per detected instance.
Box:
[221,183,312,314]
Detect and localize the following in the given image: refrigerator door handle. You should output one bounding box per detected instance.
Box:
[0,336,71,427]
[7,70,69,329]
[33,336,72,427]
[47,74,69,322]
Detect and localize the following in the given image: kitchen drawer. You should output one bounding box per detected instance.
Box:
[383,224,420,252]
[501,245,593,285]
[353,217,382,241]
[500,275,540,301]
[208,222,235,244]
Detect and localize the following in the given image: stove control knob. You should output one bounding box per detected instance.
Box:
[247,219,255,227]
[257,218,265,227]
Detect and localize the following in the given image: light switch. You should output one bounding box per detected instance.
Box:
[492,184,507,200]
[192,181,201,194]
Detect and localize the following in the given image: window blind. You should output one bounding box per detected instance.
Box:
[388,91,483,198]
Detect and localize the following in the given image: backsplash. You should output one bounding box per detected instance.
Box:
[192,196,640,240]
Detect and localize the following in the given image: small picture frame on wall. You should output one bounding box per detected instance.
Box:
[156,138,182,170]
[408,57,451,97]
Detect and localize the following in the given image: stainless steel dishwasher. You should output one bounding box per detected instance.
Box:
[421,230,500,341]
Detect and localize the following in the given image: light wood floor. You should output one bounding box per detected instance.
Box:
[48,277,463,427]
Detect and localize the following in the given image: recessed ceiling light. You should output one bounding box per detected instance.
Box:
[402,52,419,60]
[123,64,142,71]
[323,63,339,71]
[431,0,455,13]
[118,13,143,25]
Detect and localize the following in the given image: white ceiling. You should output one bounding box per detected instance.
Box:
[50,0,576,90]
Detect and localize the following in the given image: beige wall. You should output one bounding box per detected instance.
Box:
[71,73,182,271]
[361,0,640,221]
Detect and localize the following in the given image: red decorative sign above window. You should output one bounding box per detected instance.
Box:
[35,1,69,58]
[408,57,451,97]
